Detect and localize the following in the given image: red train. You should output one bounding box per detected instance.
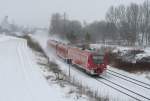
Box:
[47,39,108,75]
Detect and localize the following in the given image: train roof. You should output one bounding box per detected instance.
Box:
[47,39,58,44]
[48,39,105,56]
[68,46,97,56]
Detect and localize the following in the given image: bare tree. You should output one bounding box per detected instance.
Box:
[105,3,141,45]
[139,1,150,45]
[106,6,119,25]
[49,1,150,46]
[125,3,140,45]
[49,13,83,42]
[50,13,61,34]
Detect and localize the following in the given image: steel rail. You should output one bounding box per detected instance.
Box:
[107,69,150,87]
[107,71,150,89]
[97,76,150,101]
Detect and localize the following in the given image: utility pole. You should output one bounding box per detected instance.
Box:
[69,62,70,77]
[63,12,66,35]
[146,0,149,45]
[147,0,149,45]
[67,59,72,78]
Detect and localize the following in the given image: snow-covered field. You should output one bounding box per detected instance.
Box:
[31,30,150,101]
[34,51,95,101]
[0,35,91,101]
[0,36,59,101]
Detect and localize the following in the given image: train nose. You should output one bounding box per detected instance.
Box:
[98,64,105,67]
[98,64,106,70]
[101,63,106,67]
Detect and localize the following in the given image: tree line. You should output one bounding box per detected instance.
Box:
[49,0,150,46]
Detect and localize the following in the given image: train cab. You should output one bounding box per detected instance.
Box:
[87,53,107,75]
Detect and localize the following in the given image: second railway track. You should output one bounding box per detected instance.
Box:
[96,76,150,101]
[93,68,150,101]
[107,69,150,89]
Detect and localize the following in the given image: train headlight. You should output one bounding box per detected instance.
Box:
[90,70,95,75]
[87,63,90,67]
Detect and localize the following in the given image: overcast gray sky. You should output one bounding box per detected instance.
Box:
[0,0,145,27]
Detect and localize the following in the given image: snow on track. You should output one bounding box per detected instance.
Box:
[0,36,60,101]
[99,74,150,101]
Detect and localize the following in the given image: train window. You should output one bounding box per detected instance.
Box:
[93,55,103,64]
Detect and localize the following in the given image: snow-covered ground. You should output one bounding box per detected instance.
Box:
[31,30,150,101]
[34,51,95,101]
[0,36,58,101]
[0,35,90,101]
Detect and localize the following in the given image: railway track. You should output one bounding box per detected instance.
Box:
[96,77,150,101]
[95,78,141,101]
[93,68,150,101]
[107,69,150,89]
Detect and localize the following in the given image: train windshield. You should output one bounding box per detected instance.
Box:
[93,55,104,64]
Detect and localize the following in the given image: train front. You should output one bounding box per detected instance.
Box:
[88,53,108,75]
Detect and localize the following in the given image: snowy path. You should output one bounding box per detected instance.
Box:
[0,37,60,101]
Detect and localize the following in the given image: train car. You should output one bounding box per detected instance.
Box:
[68,47,107,75]
[56,44,69,59]
[47,39,108,75]
[47,39,58,53]
[47,40,69,59]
